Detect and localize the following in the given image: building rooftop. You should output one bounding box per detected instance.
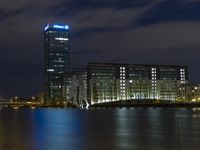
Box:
[88,62,188,68]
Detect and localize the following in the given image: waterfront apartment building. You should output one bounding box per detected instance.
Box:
[44,24,69,102]
[87,63,188,104]
[178,83,200,102]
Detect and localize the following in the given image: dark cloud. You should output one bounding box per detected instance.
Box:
[51,0,151,16]
[136,0,200,26]
[0,0,200,98]
[65,0,150,9]
[73,26,125,37]
[0,6,33,22]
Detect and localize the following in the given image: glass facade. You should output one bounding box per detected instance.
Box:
[44,24,69,102]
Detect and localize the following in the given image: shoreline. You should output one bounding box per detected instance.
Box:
[1,102,200,109]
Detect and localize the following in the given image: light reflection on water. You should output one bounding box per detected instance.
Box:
[0,108,200,150]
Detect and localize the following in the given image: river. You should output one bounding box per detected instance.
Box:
[0,108,200,150]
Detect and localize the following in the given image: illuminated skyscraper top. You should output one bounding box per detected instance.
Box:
[44,24,69,102]
[44,24,69,31]
[44,24,69,73]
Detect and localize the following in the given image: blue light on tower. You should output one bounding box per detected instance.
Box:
[45,24,69,31]
[53,25,69,30]
[45,24,49,30]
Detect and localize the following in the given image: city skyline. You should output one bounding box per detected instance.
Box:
[1,0,200,98]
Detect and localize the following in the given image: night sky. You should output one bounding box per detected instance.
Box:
[0,0,200,98]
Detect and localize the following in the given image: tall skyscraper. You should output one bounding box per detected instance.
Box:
[44,24,69,102]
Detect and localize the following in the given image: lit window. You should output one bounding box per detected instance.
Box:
[181,78,185,81]
[47,69,54,72]
[180,69,185,71]
[55,37,69,41]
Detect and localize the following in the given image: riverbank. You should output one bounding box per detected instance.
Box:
[1,102,200,109]
[92,102,200,108]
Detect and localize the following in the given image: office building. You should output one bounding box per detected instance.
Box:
[44,24,69,102]
[87,63,188,104]
[178,83,200,102]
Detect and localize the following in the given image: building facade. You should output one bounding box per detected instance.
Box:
[87,63,188,104]
[62,73,73,101]
[62,70,87,106]
[178,83,200,102]
[44,24,69,102]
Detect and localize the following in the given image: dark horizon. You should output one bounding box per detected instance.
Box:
[1,0,200,98]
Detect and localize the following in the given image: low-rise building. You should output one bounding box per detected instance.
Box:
[178,83,200,102]
[87,63,188,105]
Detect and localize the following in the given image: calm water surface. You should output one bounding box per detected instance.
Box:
[0,108,200,150]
